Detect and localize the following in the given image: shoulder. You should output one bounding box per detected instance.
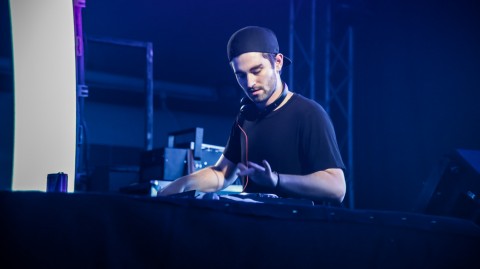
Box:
[287,94,329,117]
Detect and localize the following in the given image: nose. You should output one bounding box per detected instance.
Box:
[247,74,256,89]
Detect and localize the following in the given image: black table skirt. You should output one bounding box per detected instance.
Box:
[1,191,479,269]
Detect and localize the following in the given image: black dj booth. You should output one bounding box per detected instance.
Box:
[1,190,479,269]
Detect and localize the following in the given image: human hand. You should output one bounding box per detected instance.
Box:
[237,160,278,188]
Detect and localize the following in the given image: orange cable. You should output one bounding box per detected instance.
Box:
[237,123,249,191]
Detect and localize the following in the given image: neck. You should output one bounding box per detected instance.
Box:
[256,83,288,117]
[258,81,285,109]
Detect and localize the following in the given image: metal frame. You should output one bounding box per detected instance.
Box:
[324,0,355,208]
[288,0,317,100]
[167,127,204,160]
[289,0,355,208]
[85,35,154,151]
[73,0,88,185]
[73,0,154,186]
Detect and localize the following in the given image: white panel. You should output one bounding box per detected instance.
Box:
[10,0,77,192]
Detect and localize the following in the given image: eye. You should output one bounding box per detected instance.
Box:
[251,68,262,75]
[235,73,246,79]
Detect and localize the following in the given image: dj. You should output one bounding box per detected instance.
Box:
[158,26,346,204]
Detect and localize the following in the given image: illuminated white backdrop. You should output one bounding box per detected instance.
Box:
[10,0,77,192]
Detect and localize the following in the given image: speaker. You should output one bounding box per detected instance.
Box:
[414,149,480,224]
[88,165,140,193]
[140,147,190,182]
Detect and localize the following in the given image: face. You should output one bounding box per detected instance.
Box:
[231,52,283,106]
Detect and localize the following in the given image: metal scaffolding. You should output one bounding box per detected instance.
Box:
[287,0,317,100]
[289,0,355,208]
[73,0,154,189]
[73,0,88,186]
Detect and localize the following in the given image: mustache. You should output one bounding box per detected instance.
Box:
[249,86,263,92]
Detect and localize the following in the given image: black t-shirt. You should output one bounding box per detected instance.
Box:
[223,93,345,196]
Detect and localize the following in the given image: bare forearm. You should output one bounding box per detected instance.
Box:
[158,167,224,195]
[158,155,238,196]
[277,168,346,202]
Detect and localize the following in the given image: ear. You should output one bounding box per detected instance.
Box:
[275,53,284,72]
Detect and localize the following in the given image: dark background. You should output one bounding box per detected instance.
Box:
[1,0,479,212]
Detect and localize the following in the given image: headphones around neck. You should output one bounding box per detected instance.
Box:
[237,87,288,123]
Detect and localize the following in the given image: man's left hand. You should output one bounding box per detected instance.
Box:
[237,160,278,188]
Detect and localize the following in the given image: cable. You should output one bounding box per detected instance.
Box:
[237,123,249,191]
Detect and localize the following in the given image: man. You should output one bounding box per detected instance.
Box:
[158,26,346,203]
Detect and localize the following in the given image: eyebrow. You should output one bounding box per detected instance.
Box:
[234,64,263,75]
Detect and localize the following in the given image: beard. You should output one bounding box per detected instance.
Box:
[249,72,278,105]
